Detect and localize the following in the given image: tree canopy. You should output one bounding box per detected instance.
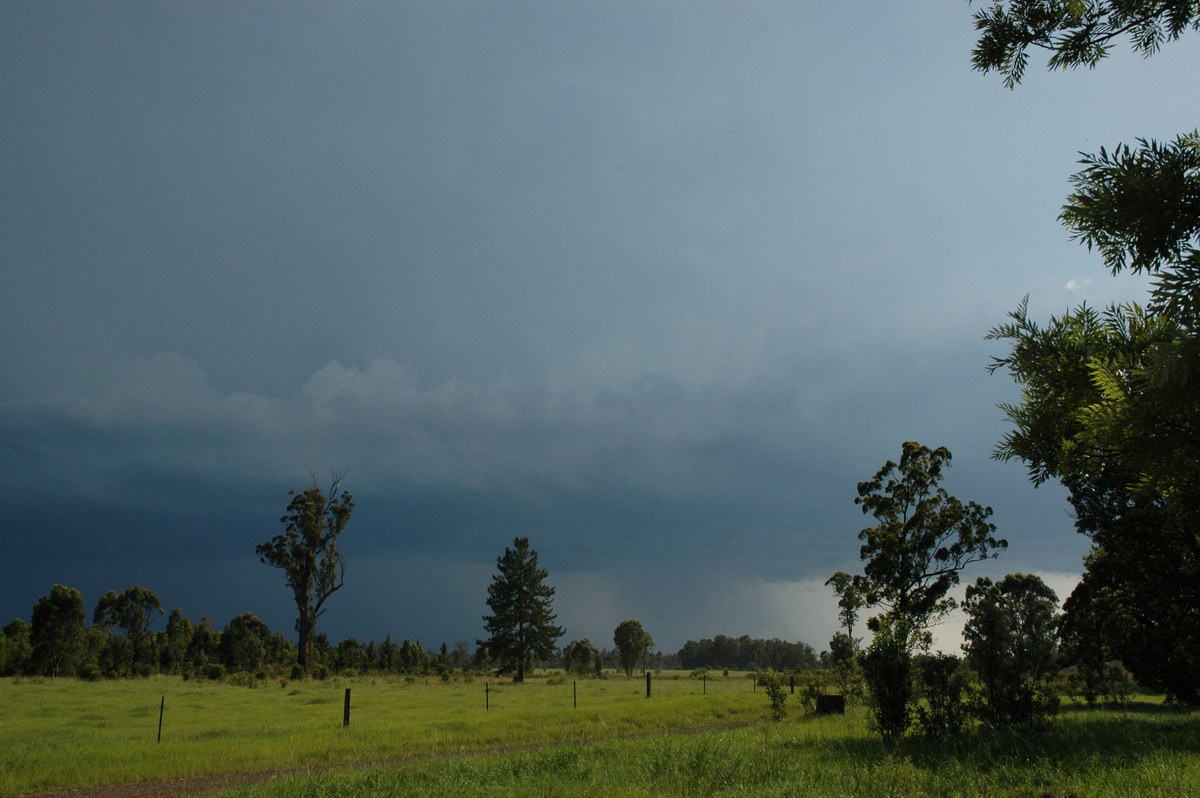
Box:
[30,584,86,677]
[972,0,1200,703]
[851,442,1007,644]
[963,573,1061,728]
[970,0,1200,87]
[613,619,654,677]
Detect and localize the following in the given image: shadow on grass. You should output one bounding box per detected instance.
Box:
[781,699,1200,776]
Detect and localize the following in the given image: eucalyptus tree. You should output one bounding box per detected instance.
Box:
[836,442,1006,741]
[256,475,354,671]
[93,585,163,674]
[850,442,1007,646]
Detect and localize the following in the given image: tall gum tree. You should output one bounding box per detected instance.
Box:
[256,475,354,671]
[834,442,1006,742]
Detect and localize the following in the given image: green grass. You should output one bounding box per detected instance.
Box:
[215,701,1200,798]
[0,672,762,795]
[4,675,1199,797]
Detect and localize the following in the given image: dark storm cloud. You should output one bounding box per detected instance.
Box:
[3,2,1195,649]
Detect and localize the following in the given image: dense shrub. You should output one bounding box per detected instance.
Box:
[915,654,971,739]
[858,621,913,744]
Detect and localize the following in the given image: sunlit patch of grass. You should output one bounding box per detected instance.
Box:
[213,699,1200,798]
[0,672,766,794]
[7,675,1198,797]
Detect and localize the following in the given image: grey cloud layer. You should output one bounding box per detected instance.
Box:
[4,1,1190,648]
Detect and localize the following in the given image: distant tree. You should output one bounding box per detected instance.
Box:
[186,618,220,669]
[840,442,1007,742]
[220,613,271,673]
[162,609,193,674]
[565,638,602,676]
[256,474,354,671]
[93,585,163,675]
[449,640,472,669]
[1,619,32,676]
[310,632,332,667]
[398,639,428,673]
[266,630,296,668]
[480,537,565,682]
[676,635,818,671]
[30,585,87,677]
[963,573,1061,728]
[825,571,864,649]
[331,636,368,673]
[828,631,856,666]
[376,635,401,671]
[613,619,654,677]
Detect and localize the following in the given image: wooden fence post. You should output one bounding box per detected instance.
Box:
[343,688,351,727]
[645,671,652,698]
[157,696,164,743]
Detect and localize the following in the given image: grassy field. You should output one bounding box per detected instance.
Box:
[217,703,1200,798]
[0,671,763,796]
[4,674,1200,798]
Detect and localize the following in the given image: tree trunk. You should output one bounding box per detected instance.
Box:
[297,615,312,671]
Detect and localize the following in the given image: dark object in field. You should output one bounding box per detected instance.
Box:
[816,694,846,714]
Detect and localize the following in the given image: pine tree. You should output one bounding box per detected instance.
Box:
[480,537,564,682]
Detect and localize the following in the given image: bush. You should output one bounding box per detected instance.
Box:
[1102,662,1136,705]
[915,654,970,739]
[859,622,913,743]
[204,663,226,681]
[832,657,865,703]
[762,672,788,721]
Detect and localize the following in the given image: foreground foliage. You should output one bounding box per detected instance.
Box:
[972,0,1200,709]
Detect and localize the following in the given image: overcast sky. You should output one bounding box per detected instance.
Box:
[3,2,1197,656]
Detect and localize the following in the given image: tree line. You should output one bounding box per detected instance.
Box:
[0,580,819,680]
[677,635,819,673]
[0,494,819,683]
